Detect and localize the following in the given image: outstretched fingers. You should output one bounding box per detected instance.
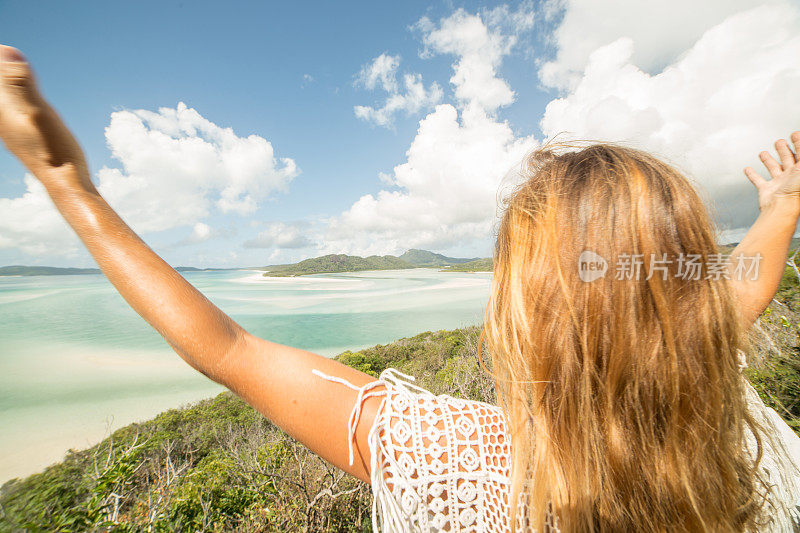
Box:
[758,151,782,179]
[744,166,767,190]
[0,46,45,134]
[0,44,89,183]
[792,131,800,157]
[0,45,37,97]
[0,45,24,62]
[775,138,797,169]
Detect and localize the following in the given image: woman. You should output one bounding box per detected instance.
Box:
[1,44,798,531]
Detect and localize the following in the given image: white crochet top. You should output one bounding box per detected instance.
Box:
[312,367,800,532]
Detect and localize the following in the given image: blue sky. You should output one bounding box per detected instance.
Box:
[0,0,797,267]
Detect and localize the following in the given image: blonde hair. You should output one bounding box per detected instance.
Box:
[480,142,770,531]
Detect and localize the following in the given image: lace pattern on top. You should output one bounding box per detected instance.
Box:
[312,367,800,532]
[312,367,546,532]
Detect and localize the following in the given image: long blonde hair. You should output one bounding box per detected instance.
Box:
[480,142,770,531]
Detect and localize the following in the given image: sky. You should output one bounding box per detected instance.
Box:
[0,0,798,268]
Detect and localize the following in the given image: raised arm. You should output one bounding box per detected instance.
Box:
[730,132,800,327]
[0,46,381,483]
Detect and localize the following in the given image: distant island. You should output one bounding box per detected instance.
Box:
[440,257,493,272]
[0,266,102,276]
[398,249,479,267]
[5,237,791,278]
[0,266,240,277]
[261,254,414,277]
[0,249,494,278]
[260,249,489,277]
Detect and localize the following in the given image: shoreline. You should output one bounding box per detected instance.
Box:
[0,269,491,485]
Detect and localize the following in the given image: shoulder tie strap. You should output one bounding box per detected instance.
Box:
[311,368,414,466]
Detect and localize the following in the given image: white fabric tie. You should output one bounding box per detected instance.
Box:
[311,368,415,466]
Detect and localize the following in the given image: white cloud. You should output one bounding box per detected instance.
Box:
[0,174,79,255]
[353,53,443,127]
[169,221,219,248]
[357,53,400,93]
[330,7,537,255]
[336,1,798,255]
[190,222,212,241]
[301,74,315,89]
[244,221,313,249]
[185,222,213,244]
[97,102,298,233]
[6,2,794,263]
[483,3,536,33]
[539,2,800,229]
[326,104,534,254]
[415,9,520,113]
[538,0,773,91]
[0,103,298,258]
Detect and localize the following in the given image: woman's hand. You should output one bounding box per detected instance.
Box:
[744,132,800,213]
[0,45,94,193]
[731,131,800,327]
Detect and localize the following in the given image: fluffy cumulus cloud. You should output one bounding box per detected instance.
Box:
[336,0,800,254]
[0,103,298,256]
[415,7,528,112]
[244,221,313,250]
[354,54,443,127]
[326,104,533,254]
[0,175,80,255]
[330,6,537,255]
[97,102,298,232]
[540,0,800,229]
[5,1,797,261]
[538,0,775,91]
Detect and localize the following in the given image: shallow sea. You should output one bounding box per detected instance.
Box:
[0,268,491,482]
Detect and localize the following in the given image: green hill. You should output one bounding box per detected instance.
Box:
[441,257,493,272]
[0,265,101,276]
[398,249,479,267]
[1,249,488,278]
[262,253,415,277]
[261,249,485,277]
[0,266,233,276]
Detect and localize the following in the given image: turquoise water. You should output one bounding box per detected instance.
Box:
[0,268,491,482]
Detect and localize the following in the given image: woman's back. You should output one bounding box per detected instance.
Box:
[316,365,800,532]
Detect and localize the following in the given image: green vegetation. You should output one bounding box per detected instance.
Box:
[0,266,230,276]
[398,249,478,267]
[1,249,487,278]
[262,254,416,277]
[0,265,102,276]
[441,257,493,272]
[261,249,481,277]
[776,256,799,312]
[1,255,798,531]
[743,256,800,433]
[0,326,489,532]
